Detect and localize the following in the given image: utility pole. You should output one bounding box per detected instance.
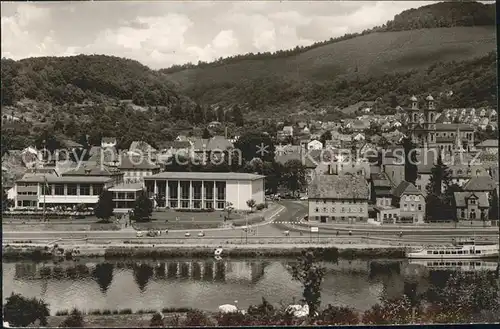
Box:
[43,175,47,223]
[245,214,248,244]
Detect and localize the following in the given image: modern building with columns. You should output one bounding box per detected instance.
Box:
[143,172,265,211]
[13,174,114,208]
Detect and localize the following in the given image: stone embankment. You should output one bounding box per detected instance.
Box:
[2,243,406,261]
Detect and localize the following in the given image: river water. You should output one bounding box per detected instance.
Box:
[3,258,497,315]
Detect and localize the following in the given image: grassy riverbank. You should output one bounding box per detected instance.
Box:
[2,244,406,261]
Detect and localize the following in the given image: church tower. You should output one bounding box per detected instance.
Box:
[423,94,437,147]
[407,95,420,142]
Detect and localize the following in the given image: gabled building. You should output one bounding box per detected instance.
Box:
[392,181,426,223]
[475,139,498,154]
[107,154,161,184]
[101,137,117,148]
[308,174,369,223]
[454,192,489,221]
[463,176,497,195]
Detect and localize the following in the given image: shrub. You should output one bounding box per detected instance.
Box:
[184,310,213,327]
[215,312,252,326]
[161,307,192,313]
[101,309,112,315]
[316,304,359,325]
[118,308,133,314]
[59,308,85,327]
[362,296,416,325]
[89,309,102,315]
[3,293,50,327]
[174,208,215,213]
[150,313,164,327]
[55,310,70,316]
[255,203,266,211]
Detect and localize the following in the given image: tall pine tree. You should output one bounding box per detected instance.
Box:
[425,155,453,221]
[401,137,418,184]
[132,191,153,222]
[94,189,114,221]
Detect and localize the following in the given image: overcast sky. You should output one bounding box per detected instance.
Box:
[1,1,437,69]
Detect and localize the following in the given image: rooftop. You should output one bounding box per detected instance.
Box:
[17,175,113,184]
[308,174,369,200]
[454,192,489,208]
[108,183,144,191]
[463,176,497,192]
[476,139,498,148]
[392,181,422,197]
[144,172,265,181]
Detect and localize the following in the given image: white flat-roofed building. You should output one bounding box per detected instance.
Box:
[14,174,114,209]
[143,172,265,211]
[109,183,144,213]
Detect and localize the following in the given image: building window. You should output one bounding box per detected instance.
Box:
[341,207,345,213]
[54,184,65,195]
[80,184,90,196]
[67,185,77,196]
[418,204,422,211]
[193,200,202,209]
[383,214,387,219]
[205,201,213,209]
[315,207,319,212]
[461,209,466,219]
[93,185,103,196]
[331,207,335,213]
[359,207,363,213]
[417,185,421,190]
[470,199,476,205]
[17,201,21,207]
[170,200,178,208]
[323,207,327,212]
[216,201,225,209]
[403,203,408,210]
[181,200,189,208]
[216,181,226,200]
[470,209,476,220]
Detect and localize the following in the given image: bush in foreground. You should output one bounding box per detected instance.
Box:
[149,312,163,327]
[59,308,85,327]
[3,292,50,327]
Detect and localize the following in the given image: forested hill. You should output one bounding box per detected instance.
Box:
[161,1,495,74]
[159,1,496,113]
[1,55,191,108]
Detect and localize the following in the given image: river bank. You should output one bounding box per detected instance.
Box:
[2,243,406,261]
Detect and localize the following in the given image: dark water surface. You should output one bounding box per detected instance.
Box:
[3,258,496,315]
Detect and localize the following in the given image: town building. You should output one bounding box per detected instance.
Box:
[107,154,161,184]
[454,191,490,221]
[391,181,426,223]
[404,95,475,151]
[109,183,144,214]
[475,139,498,155]
[308,174,369,223]
[307,140,323,150]
[101,137,117,148]
[143,172,265,211]
[13,174,113,209]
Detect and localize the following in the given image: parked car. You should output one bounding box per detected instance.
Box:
[136,231,144,237]
[185,232,191,237]
[283,230,290,236]
[300,196,308,200]
[198,231,205,237]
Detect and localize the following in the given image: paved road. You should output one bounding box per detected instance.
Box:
[3,201,498,245]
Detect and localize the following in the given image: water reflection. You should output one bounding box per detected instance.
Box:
[5,259,498,315]
[92,263,114,293]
